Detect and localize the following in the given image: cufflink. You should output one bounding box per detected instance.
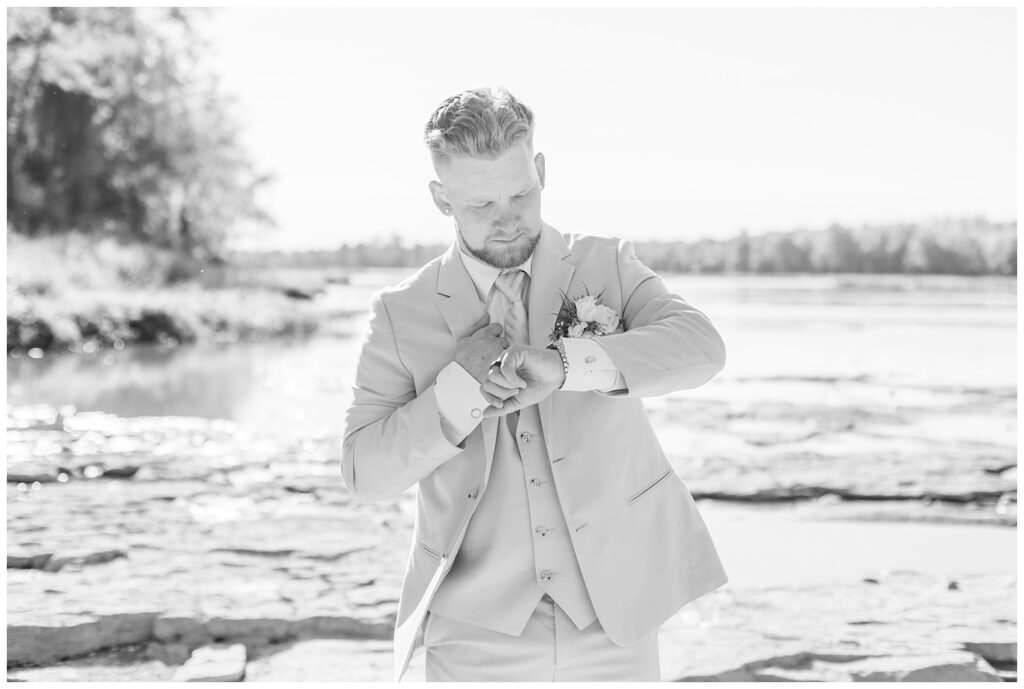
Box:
[585,355,596,364]
[471,408,482,419]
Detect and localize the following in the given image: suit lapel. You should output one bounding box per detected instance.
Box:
[435,238,488,348]
[435,240,500,476]
[434,224,575,476]
[527,224,575,446]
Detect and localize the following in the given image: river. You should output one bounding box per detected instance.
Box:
[7,272,1016,592]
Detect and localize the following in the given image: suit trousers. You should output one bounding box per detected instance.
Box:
[423,594,661,682]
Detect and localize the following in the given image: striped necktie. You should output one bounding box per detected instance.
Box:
[489,269,529,433]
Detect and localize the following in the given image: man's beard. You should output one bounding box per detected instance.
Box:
[456,221,542,270]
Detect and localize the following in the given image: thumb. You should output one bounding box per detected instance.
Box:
[489,323,504,335]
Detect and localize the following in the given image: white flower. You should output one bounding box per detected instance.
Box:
[568,322,587,338]
[592,305,620,333]
[574,295,599,322]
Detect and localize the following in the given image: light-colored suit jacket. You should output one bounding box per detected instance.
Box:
[342,223,729,681]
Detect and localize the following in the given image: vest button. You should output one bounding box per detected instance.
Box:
[529,479,542,487]
[539,570,554,582]
[518,431,532,442]
[535,526,551,537]
[471,408,482,419]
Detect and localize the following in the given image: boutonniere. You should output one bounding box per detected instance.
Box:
[547,285,622,347]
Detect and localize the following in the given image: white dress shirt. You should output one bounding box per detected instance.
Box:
[435,243,628,446]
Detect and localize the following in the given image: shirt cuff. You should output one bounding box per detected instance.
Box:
[434,360,489,446]
[559,337,624,392]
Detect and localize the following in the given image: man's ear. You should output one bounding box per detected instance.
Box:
[534,152,546,189]
[428,180,450,215]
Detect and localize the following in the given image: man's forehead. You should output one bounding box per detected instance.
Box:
[438,144,536,192]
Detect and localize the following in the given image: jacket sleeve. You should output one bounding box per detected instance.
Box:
[341,291,468,501]
[590,238,727,398]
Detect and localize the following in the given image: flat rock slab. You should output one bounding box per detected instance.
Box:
[683,651,1004,682]
[8,613,156,667]
[843,652,1002,682]
[7,612,394,668]
[657,569,1015,682]
[5,642,175,682]
[171,643,247,682]
[243,638,396,682]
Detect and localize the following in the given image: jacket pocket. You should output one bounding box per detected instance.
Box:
[417,540,442,559]
[627,468,673,505]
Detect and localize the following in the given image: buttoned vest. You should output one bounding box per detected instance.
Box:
[428,272,598,635]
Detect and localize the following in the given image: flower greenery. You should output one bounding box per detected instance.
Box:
[547,283,609,347]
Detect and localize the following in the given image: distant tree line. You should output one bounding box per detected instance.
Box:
[634,216,1016,276]
[228,234,449,271]
[229,216,1016,276]
[7,7,273,259]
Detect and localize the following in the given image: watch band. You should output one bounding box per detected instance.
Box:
[554,338,570,389]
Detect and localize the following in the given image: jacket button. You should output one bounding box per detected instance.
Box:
[471,408,482,419]
[518,431,532,442]
[467,487,479,500]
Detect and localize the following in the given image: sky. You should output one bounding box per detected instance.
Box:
[203,7,1016,251]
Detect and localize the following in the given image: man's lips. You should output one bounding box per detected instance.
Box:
[493,233,521,243]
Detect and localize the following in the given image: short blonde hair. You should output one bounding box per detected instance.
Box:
[423,86,534,169]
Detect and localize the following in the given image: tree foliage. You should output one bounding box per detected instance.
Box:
[7,7,273,259]
[633,216,1016,276]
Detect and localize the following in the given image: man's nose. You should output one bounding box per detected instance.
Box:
[493,207,519,232]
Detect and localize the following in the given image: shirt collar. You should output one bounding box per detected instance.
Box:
[456,241,534,303]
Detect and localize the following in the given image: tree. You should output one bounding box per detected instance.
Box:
[724,230,751,273]
[808,223,863,272]
[7,7,273,259]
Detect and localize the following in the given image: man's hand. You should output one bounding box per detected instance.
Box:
[454,313,521,407]
[481,345,566,417]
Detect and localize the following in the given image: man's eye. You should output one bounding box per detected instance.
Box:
[473,202,492,209]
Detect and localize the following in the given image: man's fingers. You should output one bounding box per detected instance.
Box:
[482,396,522,418]
[478,387,506,407]
[487,363,525,390]
[499,354,527,388]
[481,379,519,401]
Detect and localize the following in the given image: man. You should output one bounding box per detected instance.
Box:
[342,86,729,682]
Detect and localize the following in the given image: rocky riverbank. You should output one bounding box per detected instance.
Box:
[6,230,365,355]
[6,283,363,356]
[7,571,1015,681]
[7,386,1016,680]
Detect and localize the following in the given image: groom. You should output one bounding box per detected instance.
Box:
[341,86,729,682]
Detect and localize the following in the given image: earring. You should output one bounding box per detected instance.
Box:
[443,208,452,215]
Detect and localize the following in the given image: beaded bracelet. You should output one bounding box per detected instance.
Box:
[553,338,570,389]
